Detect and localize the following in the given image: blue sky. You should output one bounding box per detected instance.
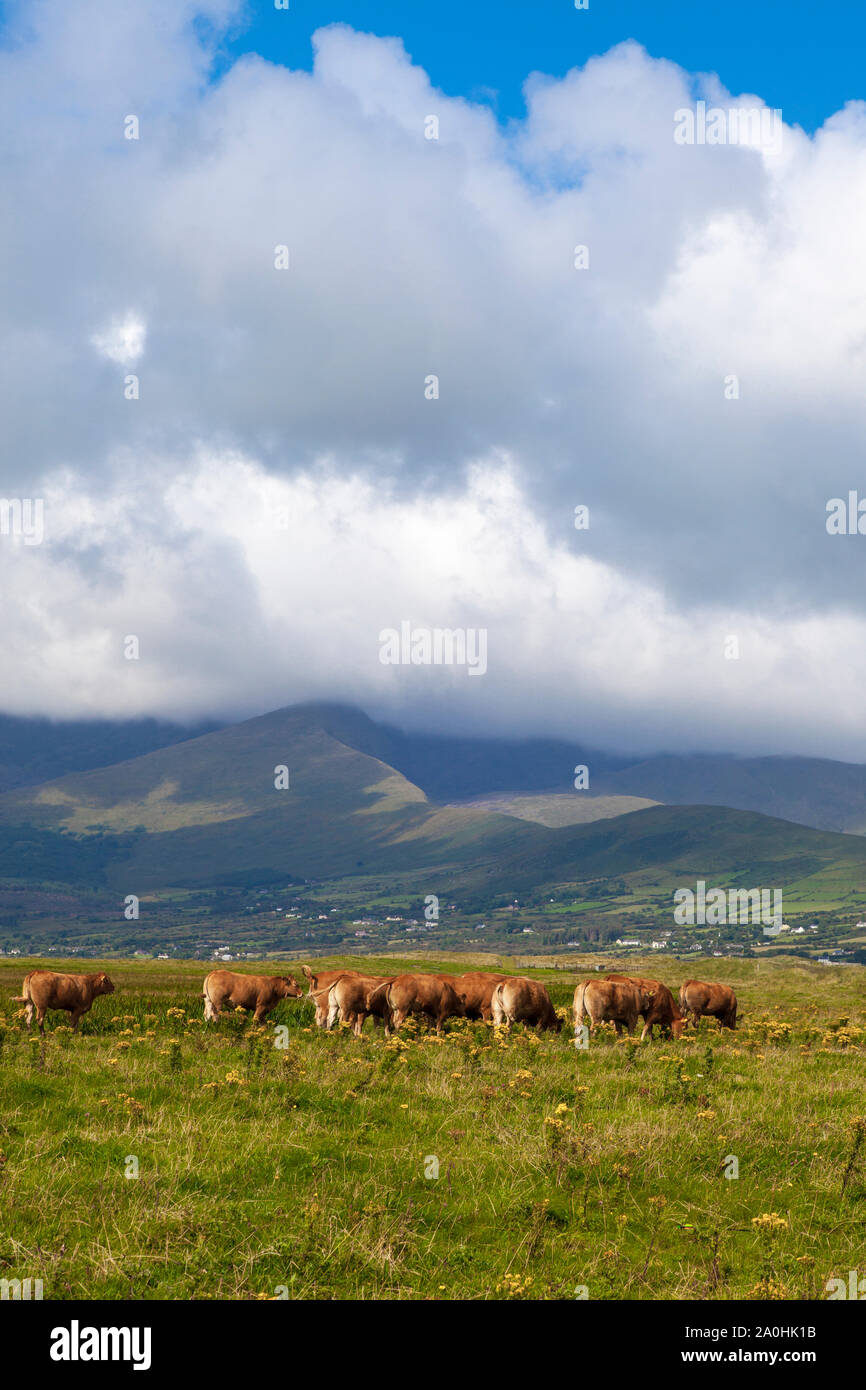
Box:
[221,0,861,132]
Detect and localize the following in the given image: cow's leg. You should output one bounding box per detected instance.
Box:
[391,1007,407,1031]
[253,1005,269,1023]
[354,1012,366,1038]
[37,1007,47,1035]
[24,1001,34,1031]
[70,1008,86,1033]
[640,1021,653,1041]
[614,1020,623,1035]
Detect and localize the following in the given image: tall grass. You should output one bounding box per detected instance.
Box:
[0,954,863,1300]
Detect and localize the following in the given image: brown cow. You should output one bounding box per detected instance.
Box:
[491,977,561,1032]
[680,979,738,1029]
[326,974,394,1037]
[605,973,686,1041]
[381,974,466,1034]
[202,970,303,1023]
[15,970,115,1034]
[573,977,642,1036]
[437,972,508,1022]
[301,965,361,1028]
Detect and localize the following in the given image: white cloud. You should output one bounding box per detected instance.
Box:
[1,449,865,760]
[90,313,147,365]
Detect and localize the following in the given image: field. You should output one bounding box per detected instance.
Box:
[1,953,864,1301]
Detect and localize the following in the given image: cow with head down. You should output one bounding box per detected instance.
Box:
[491,977,561,1032]
[436,972,508,1022]
[573,977,643,1036]
[202,969,303,1023]
[326,973,394,1037]
[378,973,466,1034]
[605,973,686,1041]
[680,979,738,1029]
[15,970,115,1034]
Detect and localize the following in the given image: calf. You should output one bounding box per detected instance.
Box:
[573,977,642,1036]
[491,977,561,1032]
[606,973,686,1041]
[202,970,303,1023]
[327,974,394,1037]
[15,970,115,1034]
[383,974,466,1034]
[680,979,738,1029]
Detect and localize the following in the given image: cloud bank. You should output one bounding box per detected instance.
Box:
[1,1,865,755]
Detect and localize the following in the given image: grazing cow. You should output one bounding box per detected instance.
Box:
[491,977,561,1032]
[326,974,394,1037]
[680,979,738,1029]
[382,974,466,1034]
[573,977,643,1036]
[605,973,686,1041]
[301,965,361,1028]
[437,972,508,1022]
[202,970,303,1023]
[15,970,115,1034]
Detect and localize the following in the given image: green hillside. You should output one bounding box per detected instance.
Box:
[595,752,866,833]
[0,704,548,891]
[1,705,866,925]
[452,791,659,826]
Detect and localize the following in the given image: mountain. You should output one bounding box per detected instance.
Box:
[0,703,545,892]
[270,705,866,835]
[2,702,866,835]
[0,713,220,793]
[1,703,866,915]
[593,754,866,834]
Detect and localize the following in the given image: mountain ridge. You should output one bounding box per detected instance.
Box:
[0,704,865,916]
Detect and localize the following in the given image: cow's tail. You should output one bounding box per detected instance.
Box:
[490,980,507,1025]
[13,974,33,1004]
[324,978,344,1029]
[573,980,589,1027]
[202,973,218,1023]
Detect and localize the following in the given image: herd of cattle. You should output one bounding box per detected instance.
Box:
[10,965,739,1039]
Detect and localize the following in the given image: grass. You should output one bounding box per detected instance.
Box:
[0,953,864,1300]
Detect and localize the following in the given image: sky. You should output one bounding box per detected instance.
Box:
[220,0,864,135]
[1,0,866,758]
